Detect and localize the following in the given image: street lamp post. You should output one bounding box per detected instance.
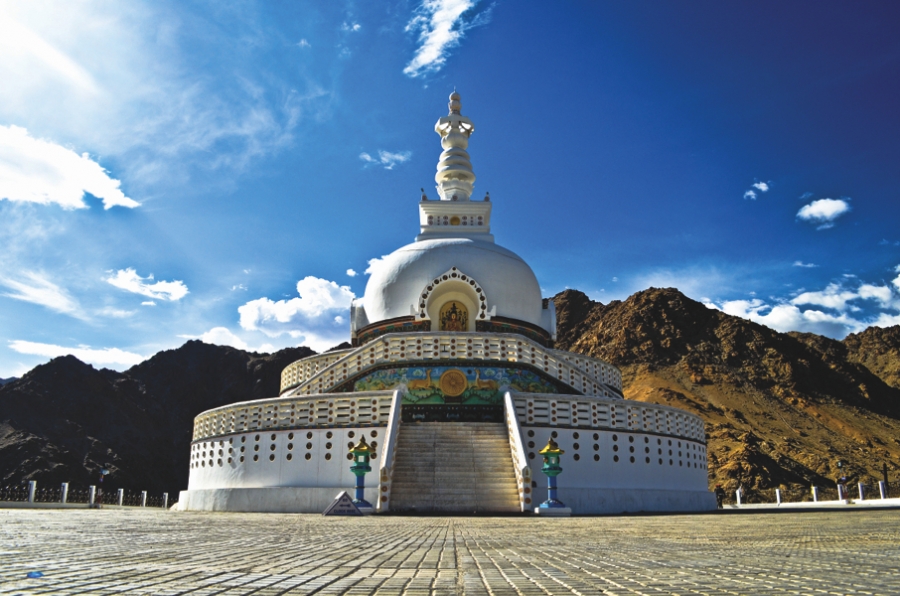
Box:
[349,437,374,514]
[535,438,571,516]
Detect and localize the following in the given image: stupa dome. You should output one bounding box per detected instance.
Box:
[362,237,543,328]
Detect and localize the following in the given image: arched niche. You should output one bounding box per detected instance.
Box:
[417,268,488,332]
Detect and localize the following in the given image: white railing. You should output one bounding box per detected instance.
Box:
[280,349,353,394]
[192,391,395,442]
[283,332,623,400]
[504,392,533,512]
[512,393,706,442]
[376,390,403,513]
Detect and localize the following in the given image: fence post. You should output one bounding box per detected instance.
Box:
[162,493,168,509]
[735,488,742,506]
[89,485,96,507]
[141,491,147,507]
[879,481,887,499]
[837,484,844,500]
[27,481,36,504]
[60,482,68,504]
[858,482,865,501]
[775,489,781,505]
[812,485,819,502]
[117,488,124,506]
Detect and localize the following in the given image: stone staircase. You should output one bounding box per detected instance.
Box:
[388,422,521,514]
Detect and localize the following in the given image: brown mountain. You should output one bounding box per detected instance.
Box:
[554,288,900,500]
[0,341,313,496]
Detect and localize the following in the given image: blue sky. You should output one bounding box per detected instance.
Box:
[1,1,899,377]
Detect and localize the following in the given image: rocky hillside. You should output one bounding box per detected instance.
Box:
[554,288,900,500]
[0,341,313,497]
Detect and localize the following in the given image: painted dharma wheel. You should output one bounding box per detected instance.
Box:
[439,369,468,397]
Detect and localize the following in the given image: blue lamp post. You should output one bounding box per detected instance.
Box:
[349,437,373,511]
[536,438,571,516]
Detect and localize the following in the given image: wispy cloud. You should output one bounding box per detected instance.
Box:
[792,261,818,268]
[346,269,357,277]
[359,150,412,170]
[341,22,361,32]
[0,125,139,210]
[8,339,145,369]
[237,276,354,350]
[105,268,189,301]
[0,271,83,318]
[403,0,489,78]
[797,197,850,230]
[742,179,771,200]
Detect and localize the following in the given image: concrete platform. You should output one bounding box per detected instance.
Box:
[2,508,900,594]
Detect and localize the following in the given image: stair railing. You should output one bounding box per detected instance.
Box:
[377,390,403,513]
[504,391,533,512]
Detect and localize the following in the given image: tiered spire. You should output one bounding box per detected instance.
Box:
[416,92,492,242]
[434,91,476,201]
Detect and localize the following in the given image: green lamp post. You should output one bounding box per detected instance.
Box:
[538,438,568,512]
[349,437,373,510]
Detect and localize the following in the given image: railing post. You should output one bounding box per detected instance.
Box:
[879,481,887,499]
[858,482,865,501]
[27,480,36,503]
[60,482,68,504]
[117,488,124,506]
[837,483,845,500]
[811,485,818,502]
[162,493,168,509]
[775,489,781,505]
[88,485,96,507]
[735,488,742,506]
[141,490,147,507]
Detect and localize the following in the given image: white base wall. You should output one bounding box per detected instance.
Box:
[178,487,380,514]
[537,487,716,514]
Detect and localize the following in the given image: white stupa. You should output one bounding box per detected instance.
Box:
[178,93,715,514]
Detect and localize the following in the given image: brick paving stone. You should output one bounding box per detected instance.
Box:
[1,509,900,595]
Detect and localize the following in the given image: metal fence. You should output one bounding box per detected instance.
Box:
[0,482,171,508]
[734,482,891,505]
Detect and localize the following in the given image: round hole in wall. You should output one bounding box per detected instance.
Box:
[646,457,650,464]
[253,455,259,462]
[325,442,332,450]
[659,459,663,465]
[594,454,600,461]
[325,453,332,461]
[269,454,275,462]
[255,434,260,441]
[593,433,599,440]
[305,453,311,460]
[271,433,276,441]
[241,436,246,443]
[612,434,618,441]
[371,441,377,450]
[307,432,313,439]
[628,436,634,443]
[287,443,293,451]
[348,431,355,438]
[288,433,294,440]
[254,445,259,452]
[306,442,312,450]
[629,446,634,453]
[573,443,580,450]
[669,459,673,466]
[371,430,377,438]
[668,440,672,446]
[528,452,535,459]
[669,450,672,456]
[573,454,580,461]
[240,446,245,453]
[645,447,650,453]
[551,431,558,438]
[593,444,599,451]
[613,455,619,462]
[348,442,354,449]
[644,437,649,443]
[630,456,635,463]
[286,453,292,461]
[573,432,580,440]
[240,456,245,463]
[613,445,618,452]
[270,444,276,451]
[347,453,353,461]
[528,441,535,448]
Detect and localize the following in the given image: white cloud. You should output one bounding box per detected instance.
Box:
[359,150,412,170]
[141,300,156,306]
[181,327,275,353]
[797,198,851,229]
[793,261,818,268]
[0,125,139,210]
[791,283,859,311]
[97,306,135,318]
[105,268,188,301]
[404,0,485,78]
[707,299,866,338]
[297,39,310,48]
[743,190,757,200]
[365,255,389,276]
[0,271,83,317]
[346,269,357,277]
[743,180,770,200]
[238,276,354,350]
[231,284,247,291]
[341,22,361,32]
[8,339,145,369]
[752,181,770,192]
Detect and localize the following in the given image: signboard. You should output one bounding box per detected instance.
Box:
[323,491,362,516]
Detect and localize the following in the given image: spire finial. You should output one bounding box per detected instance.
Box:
[448,90,461,115]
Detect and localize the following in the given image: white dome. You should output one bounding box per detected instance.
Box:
[363,238,545,328]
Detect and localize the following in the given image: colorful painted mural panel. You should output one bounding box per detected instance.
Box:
[351,365,560,405]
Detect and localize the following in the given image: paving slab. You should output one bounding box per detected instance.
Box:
[0,509,899,595]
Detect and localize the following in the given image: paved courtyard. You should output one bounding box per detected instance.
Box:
[1,509,898,595]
